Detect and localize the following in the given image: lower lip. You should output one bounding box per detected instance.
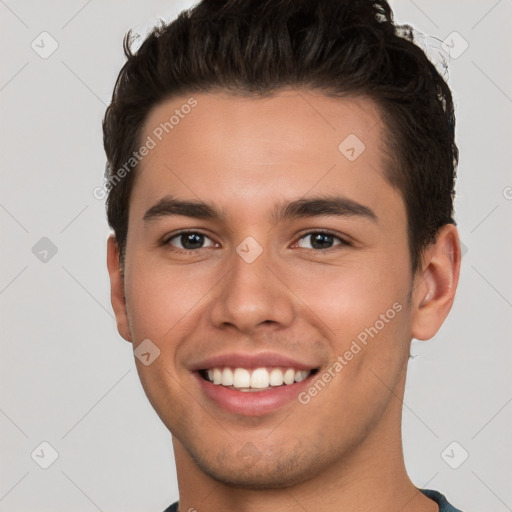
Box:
[195,372,315,416]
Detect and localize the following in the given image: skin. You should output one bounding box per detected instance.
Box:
[107,89,460,512]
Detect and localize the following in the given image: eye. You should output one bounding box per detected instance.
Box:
[165,231,217,251]
[296,231,348,250]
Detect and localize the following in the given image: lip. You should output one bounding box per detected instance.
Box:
[188,351,318,372]
[194,371,317,416]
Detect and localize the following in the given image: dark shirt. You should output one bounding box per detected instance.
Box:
[162,487,463,511]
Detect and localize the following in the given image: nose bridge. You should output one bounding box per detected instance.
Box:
[208,237,294,332]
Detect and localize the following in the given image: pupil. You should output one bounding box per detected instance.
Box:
[182,233,204,249]
[311,233,333,249]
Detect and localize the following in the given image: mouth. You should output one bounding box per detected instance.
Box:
[194,364,320,416]
[198,366,319,392]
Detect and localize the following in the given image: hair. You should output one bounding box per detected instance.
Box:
[103,0,458,274]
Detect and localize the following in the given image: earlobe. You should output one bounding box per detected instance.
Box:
[106,234,133,343]
[411,224,461,341]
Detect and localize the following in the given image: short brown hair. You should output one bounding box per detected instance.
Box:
[103,0,458,273]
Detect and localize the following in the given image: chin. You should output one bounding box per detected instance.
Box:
[189,444,322,490]
[200,465,313,490]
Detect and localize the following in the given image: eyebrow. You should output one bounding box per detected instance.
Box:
[143,194,378,224]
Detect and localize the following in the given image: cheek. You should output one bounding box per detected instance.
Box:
[299,273,410,427]
[283,254,409,341]
[124,255,214,341]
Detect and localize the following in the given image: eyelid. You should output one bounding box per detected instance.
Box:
[293,229,351,250]
[163,229,218,248]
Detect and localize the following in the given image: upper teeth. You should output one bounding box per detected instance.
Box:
[206,367,311,390]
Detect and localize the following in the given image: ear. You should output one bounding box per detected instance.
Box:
[106,234,132,342]
[411,224,461,340]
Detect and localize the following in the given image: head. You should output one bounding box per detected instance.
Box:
[104,0,460,490]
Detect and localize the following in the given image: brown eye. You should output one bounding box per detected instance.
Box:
[297,232,347,250]
[166,232,216,251]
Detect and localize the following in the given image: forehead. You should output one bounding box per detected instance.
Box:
[141,89,382,162]
[132,89,402,224]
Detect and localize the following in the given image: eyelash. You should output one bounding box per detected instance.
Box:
[162,229,351,254]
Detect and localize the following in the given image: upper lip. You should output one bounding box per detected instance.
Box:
[189,351,320,371]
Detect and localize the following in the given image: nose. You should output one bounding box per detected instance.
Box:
[208,242,295,334]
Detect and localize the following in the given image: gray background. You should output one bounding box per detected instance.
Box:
[1,1,511,510]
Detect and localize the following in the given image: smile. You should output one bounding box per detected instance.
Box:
[190,352,321,415]
[200,366,315,391]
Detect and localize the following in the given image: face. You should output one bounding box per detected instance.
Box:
[107,89,456,488]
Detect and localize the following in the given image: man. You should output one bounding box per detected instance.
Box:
[103,0,463,510]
